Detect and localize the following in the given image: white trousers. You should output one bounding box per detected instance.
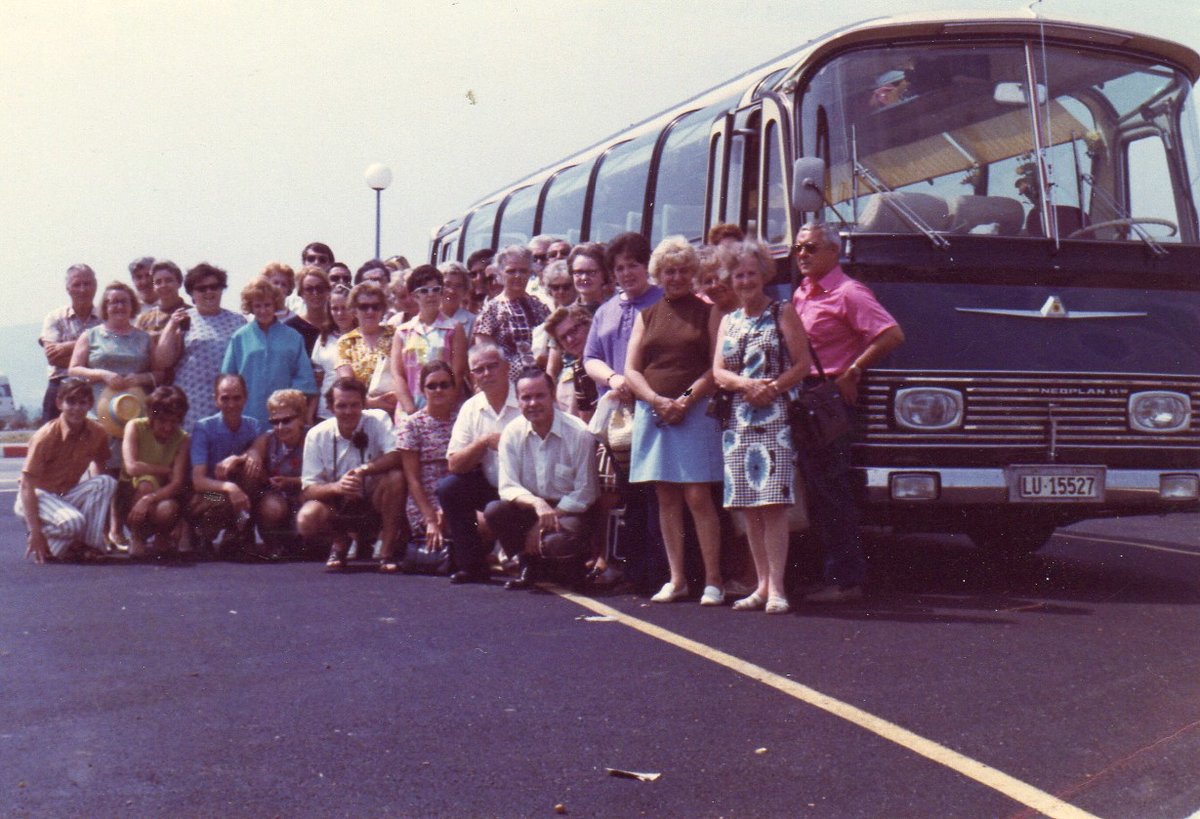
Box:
[13,475,117,557]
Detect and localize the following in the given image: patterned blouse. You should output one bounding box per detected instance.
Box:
[335,326,395,385]
[395,408,457,533]
[474,294,550,380]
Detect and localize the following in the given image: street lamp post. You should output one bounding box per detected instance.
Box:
[364,163,392,260]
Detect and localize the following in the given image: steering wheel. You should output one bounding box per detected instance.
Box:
[1067,217,1178,239]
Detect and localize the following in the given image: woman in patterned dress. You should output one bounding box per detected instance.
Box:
[334,281,396,414]
[386,360,459,573]
[713,240,812,614]
[389,265,467,417]
[472,245,550,378]
[154,263,246,432]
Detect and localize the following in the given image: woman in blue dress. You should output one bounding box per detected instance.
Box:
[713,240,812,614]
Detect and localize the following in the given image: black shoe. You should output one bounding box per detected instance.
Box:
[450,570,486,585]
[505,566,534,591]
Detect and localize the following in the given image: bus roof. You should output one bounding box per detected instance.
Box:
[433,10,1200,240]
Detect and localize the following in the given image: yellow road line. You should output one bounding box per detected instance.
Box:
[557,589,1099,819]
[1056,531,1200,558]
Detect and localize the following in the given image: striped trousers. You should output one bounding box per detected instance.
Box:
[13,475,117,557]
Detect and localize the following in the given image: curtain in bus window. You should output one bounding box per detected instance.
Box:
[540,163,590,246]
[462,201,500,255]
[497,185,538,248]
[591,132,656,242]
[651,103,726,246]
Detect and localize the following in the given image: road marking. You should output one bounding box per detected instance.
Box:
[1056,531,1200,558]
[557,589,1098,819]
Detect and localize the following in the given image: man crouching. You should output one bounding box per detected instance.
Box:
[485,367,599,590]
[16,377,117,562]
[298,377,404,570]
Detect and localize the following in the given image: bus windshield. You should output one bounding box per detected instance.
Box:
[800,41,1200,244]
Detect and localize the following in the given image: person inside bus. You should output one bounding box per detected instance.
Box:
[465,248,495,314]
[40,264,101,421]
[791,222,905,603]
[472,245,551,379]
[16,377,117,563]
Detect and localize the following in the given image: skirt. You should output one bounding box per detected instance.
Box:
[629,397,724,484]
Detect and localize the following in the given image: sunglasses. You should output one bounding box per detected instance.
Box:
[303,254,330,264]
[423,379,454,391]
[532,254,549,263]
[269,415,298,426]
[329,274,352,284]
[413,285,443,296]
[193,283,225,294]
[794,242,823,254]
[356,302,384,312]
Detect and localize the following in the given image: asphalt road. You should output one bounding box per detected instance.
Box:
[2,457,1199,818]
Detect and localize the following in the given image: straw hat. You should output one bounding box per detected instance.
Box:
[96,385,148,438]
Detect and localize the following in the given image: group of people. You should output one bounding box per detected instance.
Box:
[21,223,903,612]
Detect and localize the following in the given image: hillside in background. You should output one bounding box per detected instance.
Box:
[0,323,48,413]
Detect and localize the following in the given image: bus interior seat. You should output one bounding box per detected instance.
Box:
[1025,205,1084,237]
[856,192,949,233]
[948,195,1025,235]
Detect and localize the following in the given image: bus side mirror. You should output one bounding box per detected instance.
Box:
[994,82,1047,105]
[792,157,827,213]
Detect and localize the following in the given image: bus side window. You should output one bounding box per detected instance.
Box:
[462,201,499,256]
[497,184,538,248]
[1127,135,1180,241]
[539,163,589,245]
[651,108,717,246]
[590,131,656,242]
[763,119,788,244]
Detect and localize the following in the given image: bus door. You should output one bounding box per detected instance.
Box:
[758,92,796,251]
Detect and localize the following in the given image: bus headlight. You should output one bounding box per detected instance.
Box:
[895,388,963,431]
[1128,391,1191,433]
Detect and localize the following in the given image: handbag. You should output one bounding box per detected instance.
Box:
[708,308,758,430]
[768,302,853,451]
[400,536,451,575]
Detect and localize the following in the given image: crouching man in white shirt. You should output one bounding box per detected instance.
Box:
[298,376,405,570]
[484,366,599,590]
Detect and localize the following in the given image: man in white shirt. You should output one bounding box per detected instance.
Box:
[485,366,599,590]
[298,376,404,569]
[436,343,521,584]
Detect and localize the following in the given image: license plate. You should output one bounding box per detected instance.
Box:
[1008,466,1105,502]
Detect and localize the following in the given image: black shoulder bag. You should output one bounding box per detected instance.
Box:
[771,302,854,451]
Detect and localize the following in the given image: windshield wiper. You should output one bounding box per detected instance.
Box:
[852,161,950,250]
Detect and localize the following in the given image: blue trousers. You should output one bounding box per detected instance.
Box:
[435,469,498,576]
[797,431,865,587]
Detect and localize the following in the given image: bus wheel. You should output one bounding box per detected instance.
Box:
[966,518,1056,556]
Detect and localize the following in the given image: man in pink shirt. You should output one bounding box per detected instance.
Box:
[792,222,904,603]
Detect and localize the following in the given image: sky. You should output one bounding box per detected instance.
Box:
[1,0,1197,395]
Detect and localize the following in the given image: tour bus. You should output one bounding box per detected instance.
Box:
[429,11,1200,553]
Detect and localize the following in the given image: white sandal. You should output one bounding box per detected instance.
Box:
[650,582,688,603]
[732,592,765,612]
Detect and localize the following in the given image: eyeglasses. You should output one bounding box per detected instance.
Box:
[355,302,384,312]
[269,415,298,426]
[301,285,329,295]
[412,285,443,296]
[572,267,600,278]
[794,242,822,255]
[329,274,352,284]
[547,249,570,260]
[532,254,549,263]
[469,360,502,376]
[423,379,454,391]
[193,283,224,294]
[548,283,574,293]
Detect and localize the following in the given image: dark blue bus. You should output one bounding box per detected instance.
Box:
[430,11,1200,553]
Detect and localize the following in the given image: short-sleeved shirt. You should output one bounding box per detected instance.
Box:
[22,416,111,495]
[220,320,318,424]
[395,408,457,532]
[335,326,395,385]
[446,383,521,487]
[792,265,898,376]
[583,285,664,397]
[300,410,395,488]
[190,413,264,478]
[40,304,101,381]
[473,294,550,379]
